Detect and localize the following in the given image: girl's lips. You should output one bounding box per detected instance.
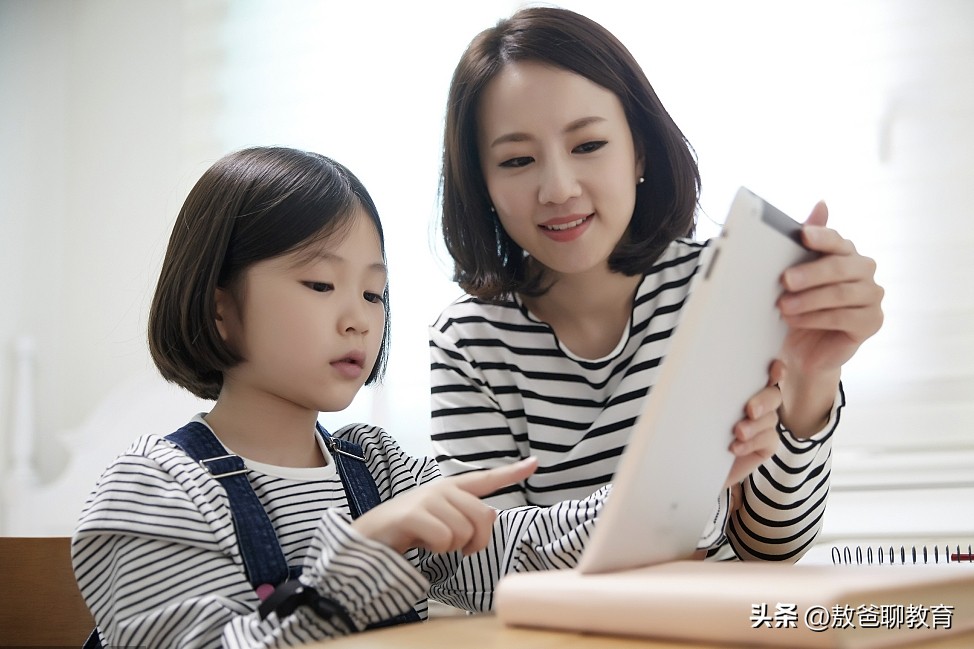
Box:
[331,353,365,379]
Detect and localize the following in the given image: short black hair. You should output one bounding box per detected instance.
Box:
[440,6,700,300]
[148,146,391,400]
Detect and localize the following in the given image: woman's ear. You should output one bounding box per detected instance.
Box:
[635,152,646,185]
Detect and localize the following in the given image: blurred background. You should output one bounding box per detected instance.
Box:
[1,0,972,544]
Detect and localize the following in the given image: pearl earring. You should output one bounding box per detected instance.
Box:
[637,177,645,185]
[490,205,496,213]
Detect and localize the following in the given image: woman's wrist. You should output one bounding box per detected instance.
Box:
[778,367,841,438]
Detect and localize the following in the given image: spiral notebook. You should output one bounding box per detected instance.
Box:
[831,542,974,566]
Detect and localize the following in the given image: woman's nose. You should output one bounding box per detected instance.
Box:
[537,157,580,205]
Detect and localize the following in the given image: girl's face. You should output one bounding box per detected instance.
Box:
[477,61,643,278]
[215,209,387,414]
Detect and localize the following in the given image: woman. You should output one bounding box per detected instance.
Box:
[430,7,883,561]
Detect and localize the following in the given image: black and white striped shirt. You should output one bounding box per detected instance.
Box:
[430,238,840,561]
[72,418,605,648]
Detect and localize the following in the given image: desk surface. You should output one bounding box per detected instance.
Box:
[307,614,974,649]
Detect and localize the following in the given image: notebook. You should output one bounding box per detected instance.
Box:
[831,542,974,566]
[496,560,974,648]
[577,186,818,574]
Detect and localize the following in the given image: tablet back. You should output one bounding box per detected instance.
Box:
[577,187,818,574]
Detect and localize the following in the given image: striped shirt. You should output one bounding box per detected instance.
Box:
[72,418,605,648]
[430,238,841,561]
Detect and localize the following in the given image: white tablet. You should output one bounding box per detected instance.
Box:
[577,187,818,574]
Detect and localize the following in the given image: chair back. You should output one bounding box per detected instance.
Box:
[0,536,94,646]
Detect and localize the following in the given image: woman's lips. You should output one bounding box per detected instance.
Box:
[540,215,588,231]
[538,214,593,242]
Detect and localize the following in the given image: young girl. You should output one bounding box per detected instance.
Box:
[430,8,884,561]
[72,147,613,648]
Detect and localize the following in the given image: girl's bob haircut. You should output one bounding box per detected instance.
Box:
[149,146,391,400]
[440,6,700,300]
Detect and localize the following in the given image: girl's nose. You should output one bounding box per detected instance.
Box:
[338,296,370,335]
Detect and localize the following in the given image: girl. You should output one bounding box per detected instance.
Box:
[430,8,884,561]
[72,147,612,648]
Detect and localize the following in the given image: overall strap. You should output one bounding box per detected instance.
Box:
[166,422,290,592]
[166,421,419,628]
[315,424,381,518]
[316,424,421,627]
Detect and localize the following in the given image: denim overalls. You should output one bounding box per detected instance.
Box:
[83,421,419,648]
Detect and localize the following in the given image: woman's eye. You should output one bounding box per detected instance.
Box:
[304,281,333,293]
[573,140,607,154]
[364,291,385,304]
[499,156,533,169]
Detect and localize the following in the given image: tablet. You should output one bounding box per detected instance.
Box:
[576,187,818,574]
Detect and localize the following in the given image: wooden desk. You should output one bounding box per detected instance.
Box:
[307,614,974,649]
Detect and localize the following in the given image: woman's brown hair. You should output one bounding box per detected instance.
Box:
[440,7,700,300]
[148,147,392,400]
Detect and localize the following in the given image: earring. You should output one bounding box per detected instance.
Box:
[490,205,496,213]
[637,177,645,185]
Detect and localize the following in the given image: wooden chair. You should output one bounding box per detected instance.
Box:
[0,536,94,646]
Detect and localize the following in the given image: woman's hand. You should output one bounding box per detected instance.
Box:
[775,201,884,436]
[724,364,784,488]
[778,201,885,375]
[352,458,538,555]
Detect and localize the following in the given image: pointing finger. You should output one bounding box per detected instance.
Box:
[451,457,538,498]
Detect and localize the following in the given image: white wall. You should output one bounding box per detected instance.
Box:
[2,0,972,535]
[1,0,221,487]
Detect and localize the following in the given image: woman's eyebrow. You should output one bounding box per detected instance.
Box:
[488,116,606,148]
[563,116,606,133]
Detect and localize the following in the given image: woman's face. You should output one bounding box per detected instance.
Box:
[477,61,643,278]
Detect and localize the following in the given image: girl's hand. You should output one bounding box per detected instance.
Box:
[724,363,784,488]
[778,201,885,376]
[352,458,538,555]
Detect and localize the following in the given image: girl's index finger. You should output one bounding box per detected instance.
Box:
[452,457,539,498]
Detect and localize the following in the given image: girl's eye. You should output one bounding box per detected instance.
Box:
[364,291,385,304]
[304,281,333,293]
[573,140,607,154]
[499,156,533,169]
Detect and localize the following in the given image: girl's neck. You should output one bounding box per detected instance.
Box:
[204,385,326,468]
[522,263,642,359]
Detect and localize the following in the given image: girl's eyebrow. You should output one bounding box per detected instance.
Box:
[308,251,388,277]
[488,116,606,148]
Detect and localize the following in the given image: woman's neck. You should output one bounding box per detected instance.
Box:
[522,264,642,359]
[204,385,325,468]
